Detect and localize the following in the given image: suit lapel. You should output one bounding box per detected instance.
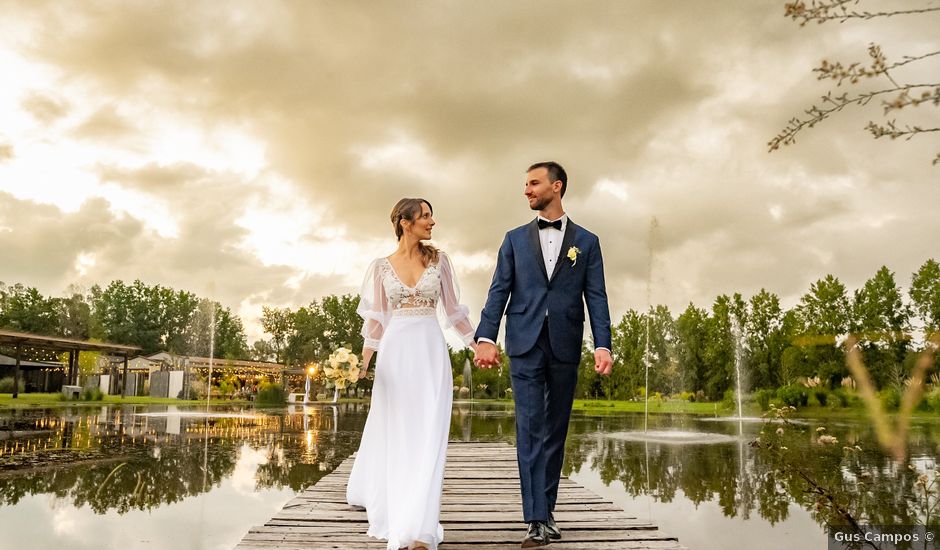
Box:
[526,219,549,281]
[549,219,577,282]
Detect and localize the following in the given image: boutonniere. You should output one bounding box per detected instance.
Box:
[567,246,581,267]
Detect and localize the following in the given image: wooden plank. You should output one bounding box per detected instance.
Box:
[235,442,687,550]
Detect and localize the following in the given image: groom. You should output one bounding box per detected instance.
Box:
[474,161,613,548]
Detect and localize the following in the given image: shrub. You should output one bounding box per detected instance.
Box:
[256,381,286,406]
[721,389,738,412]
[676,391,694,402]
[777,385,809,408]
[830,388,851,408]
[755,389,774,411]
[81,387,104,401]
[813,389,828,407]
[0,377,25,393]
[925,388,940,412]
[879,387,901,411]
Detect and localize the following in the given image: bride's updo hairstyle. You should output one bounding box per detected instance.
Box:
[391,198,439,267]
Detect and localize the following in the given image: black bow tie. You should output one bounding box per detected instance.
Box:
[537,218,562,231]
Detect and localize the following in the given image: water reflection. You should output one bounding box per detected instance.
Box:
[0,403,938,550]
[0,404,365,515]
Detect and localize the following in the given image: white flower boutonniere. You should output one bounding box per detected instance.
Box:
[567,246,581,267]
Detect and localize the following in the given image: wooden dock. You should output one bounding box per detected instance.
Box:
[236,442,687,549]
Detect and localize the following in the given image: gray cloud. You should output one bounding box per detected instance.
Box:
[2,0,938,335]
[20,91,69,124]
[71,104,139,142]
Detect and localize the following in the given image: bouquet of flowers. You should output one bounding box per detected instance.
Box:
[324,347,361,390]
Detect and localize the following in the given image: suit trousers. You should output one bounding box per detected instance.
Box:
[509,319,580,522]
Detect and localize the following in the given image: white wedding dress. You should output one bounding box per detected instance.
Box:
[346,251,475,550]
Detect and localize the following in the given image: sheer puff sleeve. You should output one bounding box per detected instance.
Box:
[357,258,390,351]
[438,252,476,347]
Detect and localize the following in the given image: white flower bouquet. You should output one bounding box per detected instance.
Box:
[324,347,361,391]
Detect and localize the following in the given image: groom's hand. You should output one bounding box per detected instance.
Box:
[473,341,500,368]
[594,349,613,376]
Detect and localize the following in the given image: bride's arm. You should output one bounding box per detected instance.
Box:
[439,252,477,348]
[358,348,375,378]
[357,259,389,375]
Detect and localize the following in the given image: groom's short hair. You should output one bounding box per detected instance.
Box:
[527,161,567,198]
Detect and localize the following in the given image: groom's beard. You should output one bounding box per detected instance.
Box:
[529,197,550,211]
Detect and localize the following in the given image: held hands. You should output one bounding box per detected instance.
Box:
[594,348,613,376]
[473,341,501,368]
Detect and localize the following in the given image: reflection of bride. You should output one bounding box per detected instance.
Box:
[346,198,476,550]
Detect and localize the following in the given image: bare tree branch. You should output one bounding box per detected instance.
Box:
[815,46,940,87]
[768,84,940,151]
[785,0,940,25]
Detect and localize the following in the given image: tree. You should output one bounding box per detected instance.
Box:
[910,258,940,339]
[797,274,851,385]
[702,294,746,401]
[676,303,708,394]
[286,294,363,367]
[609,309,646,400]
[770,1,940,165]
[851,266,910,387]
[746,289,786,389]
[260,306,295,365]
[251,339,276,362]
[55,285,92,340]
[187,299,248,359]
[0,283,59,335]
[646,305,678,396]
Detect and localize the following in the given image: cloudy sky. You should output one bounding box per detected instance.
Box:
[1,0,938,343]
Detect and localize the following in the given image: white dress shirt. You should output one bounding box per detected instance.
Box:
[537,214,567,278]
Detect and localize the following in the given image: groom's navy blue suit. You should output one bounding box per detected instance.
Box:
[476,218,611,522]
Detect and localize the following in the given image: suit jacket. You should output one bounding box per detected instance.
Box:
[475,218,612,364]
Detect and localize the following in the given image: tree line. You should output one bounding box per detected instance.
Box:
[581,260,940,401]
[0,280,248,359]
[3,259,938,401]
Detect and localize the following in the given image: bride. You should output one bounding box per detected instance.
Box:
[346,197,477,550]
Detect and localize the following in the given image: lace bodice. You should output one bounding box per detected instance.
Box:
[379,257,442,310]
[358,252,476,351]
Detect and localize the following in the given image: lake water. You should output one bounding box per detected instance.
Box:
[0,402,937,550]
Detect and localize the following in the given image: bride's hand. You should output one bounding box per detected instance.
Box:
[358,367,369,380]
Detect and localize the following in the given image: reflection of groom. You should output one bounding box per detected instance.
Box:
[474,161,613,548]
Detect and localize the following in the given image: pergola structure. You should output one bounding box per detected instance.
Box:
[0,329,141,398]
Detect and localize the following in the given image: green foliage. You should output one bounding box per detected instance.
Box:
[878,387,901,411]
[0,376,25,393]
[925,388,940,412]
[256,381,286,406]
[777,385,809,408]
[0,283,58,335]
[852,267,910,388]
[830,388,852,408]
[812,388,829,407]
[910,259,940,337]
[721,389,737,411]
[755,388,775,411]
[81,387,104,401]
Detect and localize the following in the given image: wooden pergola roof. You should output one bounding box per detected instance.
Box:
[0,329,141,355]
[183,356,285,372]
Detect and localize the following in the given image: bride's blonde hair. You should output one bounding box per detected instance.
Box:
[391,198,439,267]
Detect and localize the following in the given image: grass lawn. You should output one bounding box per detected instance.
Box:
[0,392,251,409]
[460,398,727,416]
[573,399,724,415]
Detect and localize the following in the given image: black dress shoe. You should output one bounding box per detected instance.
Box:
[545,513,561,540]
[521,521,549,548]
